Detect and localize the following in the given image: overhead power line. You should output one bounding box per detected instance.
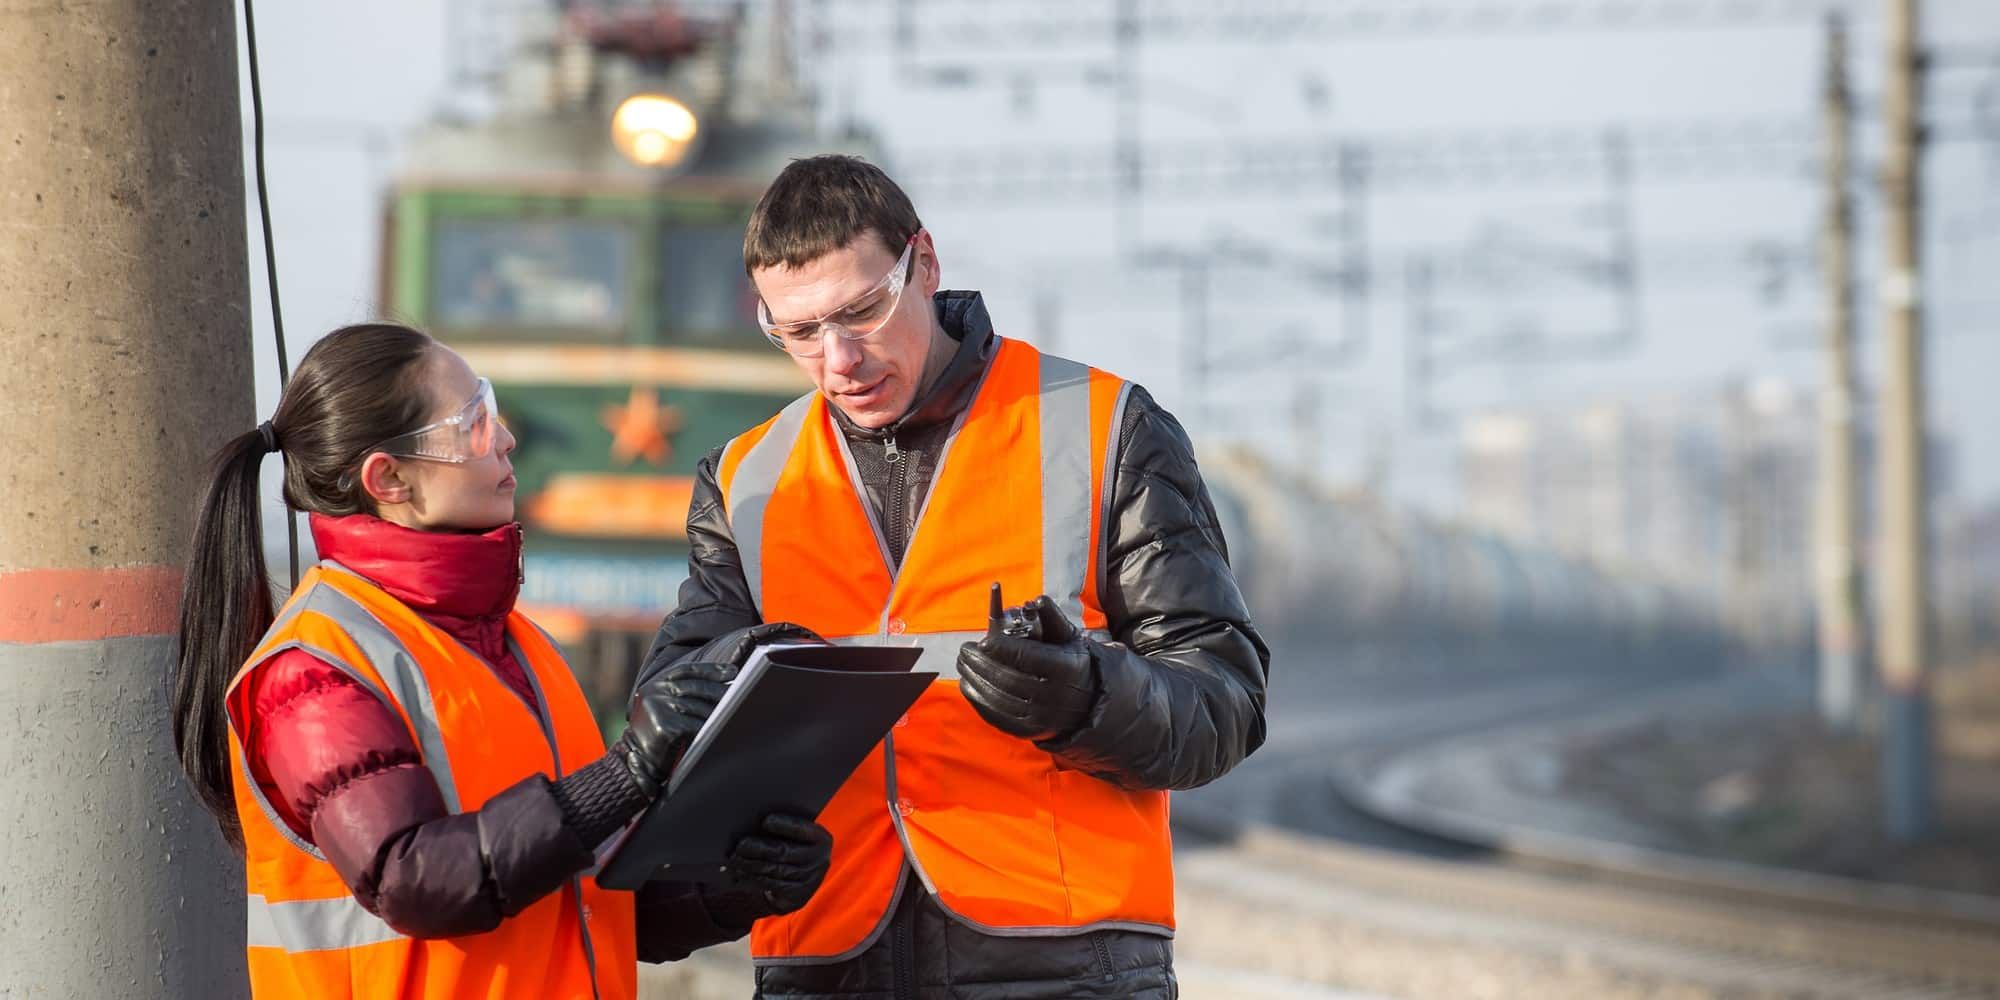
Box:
[816,0,1868,50]
[896,118,1818,199]
[897,110,2000,201]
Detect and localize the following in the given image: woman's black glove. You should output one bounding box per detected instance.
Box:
[702,813,834,926]
[614,661,731,799]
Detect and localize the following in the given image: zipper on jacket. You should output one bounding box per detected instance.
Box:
[883,432,908,564]
[892,900,916,1000]
[1091,932,1116,982]
[573,876,604,1000]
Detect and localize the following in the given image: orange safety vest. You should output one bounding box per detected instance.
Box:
[719,336,1175,963]
[223,563,637,1000]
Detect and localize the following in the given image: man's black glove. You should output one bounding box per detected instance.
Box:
[636,621,826,689]
[614,661,730,800]
[702,813,834,926]
[957,585,1100,741]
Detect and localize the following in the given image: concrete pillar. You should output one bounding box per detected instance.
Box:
[0,1,252,995]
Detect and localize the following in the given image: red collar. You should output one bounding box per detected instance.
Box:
[308,513,522,622]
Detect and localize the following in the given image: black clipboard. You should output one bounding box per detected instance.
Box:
[596,644,934,889]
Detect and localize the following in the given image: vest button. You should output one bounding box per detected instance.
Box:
[887,617,907,635]
[894,713,909,729]
[896,799,913,817]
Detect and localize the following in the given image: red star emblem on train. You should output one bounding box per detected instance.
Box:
[600,385,682,466]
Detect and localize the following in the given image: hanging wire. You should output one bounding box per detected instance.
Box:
[241,0,299,587]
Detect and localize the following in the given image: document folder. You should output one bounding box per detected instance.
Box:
[596,643,934,889]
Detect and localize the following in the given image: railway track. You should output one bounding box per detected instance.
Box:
[1177,821,2000,998]
[1168,643,2000,997]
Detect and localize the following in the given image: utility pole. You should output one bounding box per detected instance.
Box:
[1293,381,1322,476]
[1034,288,1062,355]
[1404,254,1442,428]
[1817,13,1869,731]
[0,0,252,994]
[1602,128,1643,347]
[1878,0,1933,842]
[1113,0,1142,254]
[893,0,917,82]
[1334,143,1372,363]
[1181,256,1210,424]
[1727,382,1766,654]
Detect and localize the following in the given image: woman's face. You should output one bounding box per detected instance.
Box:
[363,348,518,532]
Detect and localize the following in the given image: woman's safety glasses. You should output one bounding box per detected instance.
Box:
[757,235,916,358]
[340,378,501,489]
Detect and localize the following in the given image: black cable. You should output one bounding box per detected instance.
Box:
[241,0,299,588]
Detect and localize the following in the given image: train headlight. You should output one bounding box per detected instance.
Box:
[611,94,699,168]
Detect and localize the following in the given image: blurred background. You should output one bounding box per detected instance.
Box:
[235,1,2000,995]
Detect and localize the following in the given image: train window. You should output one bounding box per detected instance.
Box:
[658,223,757,346]
[432,218,631,336]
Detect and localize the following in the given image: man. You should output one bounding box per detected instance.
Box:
[640,155,1269,999]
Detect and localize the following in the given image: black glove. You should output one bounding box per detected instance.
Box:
[637,621,826,689]
[614,661,731,799]
[703,813,834,925]
[957,584,1100,741]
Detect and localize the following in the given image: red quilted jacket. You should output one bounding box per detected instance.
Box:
[244,513,533,845]
[240,513,741,957]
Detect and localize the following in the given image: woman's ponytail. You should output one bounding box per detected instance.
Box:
[169,323,435,848]
[171,426,278,847]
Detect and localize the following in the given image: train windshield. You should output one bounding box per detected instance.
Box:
[659,222,757,347]
[432,217,631,335]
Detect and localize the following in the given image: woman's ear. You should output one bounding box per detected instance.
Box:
[359,453,413,506]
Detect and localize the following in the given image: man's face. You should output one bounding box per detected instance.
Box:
[751,231,941,429]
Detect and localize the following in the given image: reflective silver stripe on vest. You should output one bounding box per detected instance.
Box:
[299,563,463,813]
[261,582,315,642]
[246,892,404,952]
[231,636,405,860]
[1098,382,1135,590]
[1038,354,1094,625]
[724,393,817,615]
[504,628,608,1000]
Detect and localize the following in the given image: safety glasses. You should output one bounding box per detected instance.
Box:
[340,378,501,489]
[757,235,917,358]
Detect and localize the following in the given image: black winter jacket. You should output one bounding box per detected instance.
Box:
[641,291,1270,998]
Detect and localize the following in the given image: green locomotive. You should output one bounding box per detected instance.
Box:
[378,4,867,718]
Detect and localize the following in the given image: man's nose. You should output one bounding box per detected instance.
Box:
[821,326,865,375]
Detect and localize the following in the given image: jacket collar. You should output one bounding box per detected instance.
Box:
[829,290,997,441]
[308,513,523,623]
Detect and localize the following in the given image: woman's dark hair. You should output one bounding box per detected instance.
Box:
[172,323,438,846]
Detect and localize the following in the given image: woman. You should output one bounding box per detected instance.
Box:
[171,323,830,999]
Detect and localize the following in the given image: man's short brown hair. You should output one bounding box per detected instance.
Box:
[743,155,923,275]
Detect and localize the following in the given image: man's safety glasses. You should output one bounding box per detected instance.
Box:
[339,378,501,489]
[757,236,916,358]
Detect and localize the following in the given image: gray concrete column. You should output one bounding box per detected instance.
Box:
[0,0,253,995]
